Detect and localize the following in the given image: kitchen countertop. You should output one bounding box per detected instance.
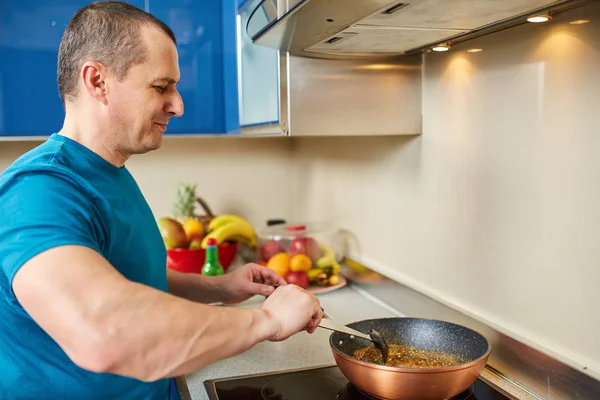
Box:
[174,256,595,400]
[182,284,404,400]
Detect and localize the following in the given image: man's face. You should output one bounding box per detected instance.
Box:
[106,25,183,155]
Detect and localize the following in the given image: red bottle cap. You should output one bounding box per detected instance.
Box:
[287,225,307,232]
[206,238,218,246]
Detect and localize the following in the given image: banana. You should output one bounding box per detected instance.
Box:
[328,262,341,275]
[208,214,253,232]
[316,242,337,269]
[344,258,370,273]
[308,263,341,280]
[316,261,340,275]
[228,234,257,248]
[203,214,257,248]
[307,267,325,282]
[201,221,256,248]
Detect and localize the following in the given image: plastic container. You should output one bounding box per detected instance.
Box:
[167,242,238,274]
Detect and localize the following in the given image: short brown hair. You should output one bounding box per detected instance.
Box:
[57,1,176,106]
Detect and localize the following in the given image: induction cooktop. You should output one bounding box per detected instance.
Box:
[204,365,515,400]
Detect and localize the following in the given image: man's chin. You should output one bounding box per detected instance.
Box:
[144,139,163,153]
[133,136,163,155]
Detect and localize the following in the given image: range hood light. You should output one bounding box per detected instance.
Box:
[527,14,552,23]
[467,48,483,53]
[570,19,590,24]
[432,45,450,52]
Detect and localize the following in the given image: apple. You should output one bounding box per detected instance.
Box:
[188,238,203,249]
[285,271,310,290]
[289,237,320,262]
[260,240,285,261]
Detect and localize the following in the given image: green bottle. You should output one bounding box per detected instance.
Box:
[201,238,224,276]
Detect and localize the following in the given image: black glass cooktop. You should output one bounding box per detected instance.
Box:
[204,365,513,400]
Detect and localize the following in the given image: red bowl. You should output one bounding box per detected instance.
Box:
[166,242,238,274]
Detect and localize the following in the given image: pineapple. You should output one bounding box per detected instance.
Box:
[173,182,197,222]
[172,182,208,243]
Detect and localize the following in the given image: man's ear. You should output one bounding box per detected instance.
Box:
[80,61,108,105]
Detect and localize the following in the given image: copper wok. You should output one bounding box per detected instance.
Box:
[329,317,491,400]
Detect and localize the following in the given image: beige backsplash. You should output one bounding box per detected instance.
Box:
[125,137,293,223]
[291,2,600,379]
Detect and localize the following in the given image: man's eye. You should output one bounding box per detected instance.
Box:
[154,86,167,93]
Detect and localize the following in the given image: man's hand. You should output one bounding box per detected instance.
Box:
[217,263,287,304]
[260,285,323,340]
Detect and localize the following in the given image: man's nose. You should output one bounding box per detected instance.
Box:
[166,90,184,117]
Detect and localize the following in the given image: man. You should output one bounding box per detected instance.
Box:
[0,2,323,400]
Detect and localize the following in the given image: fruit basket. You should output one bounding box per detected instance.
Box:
[166,243,238,273]
[159,183,258,274]
[257,222,345,292]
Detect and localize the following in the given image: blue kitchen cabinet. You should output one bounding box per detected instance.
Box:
[0,0,279,138]
[0,0,144,137]
[148,0,240,135]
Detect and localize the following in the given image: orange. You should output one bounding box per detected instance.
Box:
[289,254,312,272]
[183,219,205,240]
[266,252,291,277]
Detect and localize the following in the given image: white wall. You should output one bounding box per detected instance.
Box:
[291,2,600,378]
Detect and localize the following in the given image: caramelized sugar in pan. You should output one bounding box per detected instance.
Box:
[353,344,465,368]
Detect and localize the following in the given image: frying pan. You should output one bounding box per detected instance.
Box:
[329,317,491,400]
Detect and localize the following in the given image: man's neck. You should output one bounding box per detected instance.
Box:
[59,107,129,168]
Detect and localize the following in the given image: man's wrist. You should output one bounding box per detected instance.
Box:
[251,308,278,342]
[167,269,231,304]
[204,273,233,303]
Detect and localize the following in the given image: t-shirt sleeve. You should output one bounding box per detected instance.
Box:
[0,170,108,293]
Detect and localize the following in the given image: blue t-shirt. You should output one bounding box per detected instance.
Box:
[0,133,175,400]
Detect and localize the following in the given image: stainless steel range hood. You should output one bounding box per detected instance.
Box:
[246,0,592,59]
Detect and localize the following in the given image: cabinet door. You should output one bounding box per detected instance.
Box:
[148,0,240,135]
[0,0,144,138]
[238,0,281,131]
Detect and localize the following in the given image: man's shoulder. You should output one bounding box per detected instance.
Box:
[1,136,76,189]
[0,137,109,244]
[6,137,56,163]
[0,137,105,212]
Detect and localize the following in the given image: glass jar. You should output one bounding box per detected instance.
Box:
[257,221,345,288]
[256,222,339,264]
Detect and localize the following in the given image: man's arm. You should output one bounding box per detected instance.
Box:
[166,268,231,303]
[166,263,287,305]
[13,245,322,382]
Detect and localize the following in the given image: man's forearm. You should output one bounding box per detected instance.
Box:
[13,246,275,383]
[167,268,228,303]
[99,280,275,381]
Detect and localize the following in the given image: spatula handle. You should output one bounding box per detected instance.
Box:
[318,316,372,341]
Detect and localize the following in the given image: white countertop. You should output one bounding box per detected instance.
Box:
[182,285,404,400]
